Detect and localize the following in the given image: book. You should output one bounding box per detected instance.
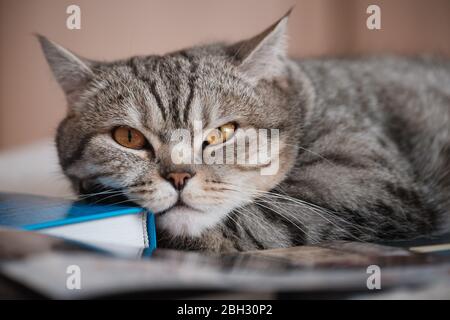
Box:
[0,192,156,257]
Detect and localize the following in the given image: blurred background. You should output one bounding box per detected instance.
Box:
[0,0,450,151]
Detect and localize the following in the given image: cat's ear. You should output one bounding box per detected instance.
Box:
[228,9,291,81]
[37,35,94,96]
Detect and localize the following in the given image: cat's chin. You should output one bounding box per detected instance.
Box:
[157,200,200,216]
[155,204,228,238]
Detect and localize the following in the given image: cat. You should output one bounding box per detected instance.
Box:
[38,12,450,253]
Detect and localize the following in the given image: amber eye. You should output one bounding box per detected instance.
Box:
[112,126,147,150]
[205,122,236,146]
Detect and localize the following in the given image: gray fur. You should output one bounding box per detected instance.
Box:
[38,14,450,253]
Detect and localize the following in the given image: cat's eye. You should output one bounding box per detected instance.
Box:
[205,122,236,146]
[112,126,147,150]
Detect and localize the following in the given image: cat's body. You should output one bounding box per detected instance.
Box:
[38,13,450,253]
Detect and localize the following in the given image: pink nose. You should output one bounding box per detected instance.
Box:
[166,172,192,190]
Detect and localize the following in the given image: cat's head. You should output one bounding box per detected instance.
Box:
[39,12,305,237]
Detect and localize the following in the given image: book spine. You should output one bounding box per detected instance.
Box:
[143,212,157,256]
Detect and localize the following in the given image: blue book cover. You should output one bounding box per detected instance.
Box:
[0,192,156,253]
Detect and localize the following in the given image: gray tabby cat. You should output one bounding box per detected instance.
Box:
[38,12,450,252]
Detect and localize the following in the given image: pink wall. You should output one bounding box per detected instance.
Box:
[1,0,449,150]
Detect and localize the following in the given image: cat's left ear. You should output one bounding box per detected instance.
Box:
[228,9,292,82]
[37,35,94,99]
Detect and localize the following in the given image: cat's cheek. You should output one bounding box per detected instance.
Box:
[127,183,178,214]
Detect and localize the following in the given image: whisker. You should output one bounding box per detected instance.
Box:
[219,183,373,242]
[282,143,335,167]
[257,192,368,241]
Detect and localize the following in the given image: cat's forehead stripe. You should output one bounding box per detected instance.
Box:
[182,56,199,126]
[127,57,168,122]
[90,52,254,136]
[127,54,202,129]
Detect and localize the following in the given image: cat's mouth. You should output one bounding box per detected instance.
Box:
[157,199,201,216]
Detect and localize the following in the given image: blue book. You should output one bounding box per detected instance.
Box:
[0,192,156,256]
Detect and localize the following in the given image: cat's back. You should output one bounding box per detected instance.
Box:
[294,55,450,220]
[295,55,450,104]
[294,56,450,148]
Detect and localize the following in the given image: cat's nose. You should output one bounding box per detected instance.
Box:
[166,172,192,191]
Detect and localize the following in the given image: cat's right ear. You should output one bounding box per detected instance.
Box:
[37,35,94,97]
